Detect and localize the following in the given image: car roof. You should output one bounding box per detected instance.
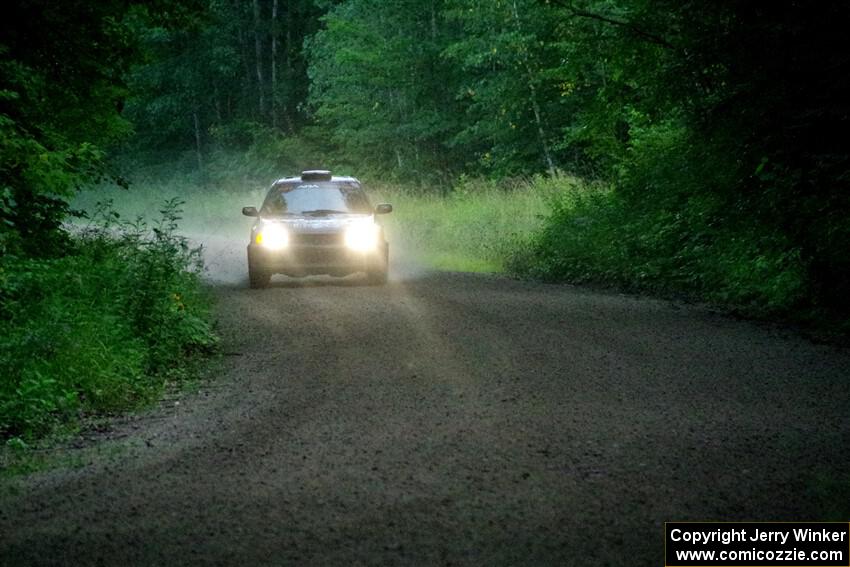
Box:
[273,175,361,185]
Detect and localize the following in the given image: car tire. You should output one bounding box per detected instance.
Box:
[248,262,271,289]
[366,246,389,285]
[366,266,388,286]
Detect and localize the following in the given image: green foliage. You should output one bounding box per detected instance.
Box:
[3,0,846,381]
[117,0,849,326]
[0,1,139,257]
[0,0,218,443]
[0,201,216,439]
[307,0,465,181]
[508,175,807,316]
[122,0,323,166]
[488,0,850,323]
[0,115,103,257]
[442,0,565,175]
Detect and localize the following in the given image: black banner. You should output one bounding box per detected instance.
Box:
[665,522,850,567]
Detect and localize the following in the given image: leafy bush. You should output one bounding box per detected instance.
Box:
[0,199,216,439]
[508,174,808,317]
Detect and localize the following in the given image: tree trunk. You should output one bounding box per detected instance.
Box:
[284,1,292,75]
[526,68,555,175]
[512,0,555,175]
[234,0,253,108]
[193,109,204,174]
[431,0,437,41]
[431,1,437,41]
[283,0,294,132]
[271,0,278,128]
[213,85,223,123]
[253,0,265,117]
[237,26,254,102]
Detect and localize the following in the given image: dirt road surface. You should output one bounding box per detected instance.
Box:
[2,243,850,565]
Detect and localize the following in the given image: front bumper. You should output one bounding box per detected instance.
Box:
[248,242,388,277]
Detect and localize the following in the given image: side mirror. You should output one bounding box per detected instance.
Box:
[374,203,393,215]
[242,206,259,217]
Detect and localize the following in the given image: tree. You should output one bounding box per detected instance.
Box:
[443,0,565,176]
[122,0,323,170]
[0,0,142,256]
[307,0,465,181]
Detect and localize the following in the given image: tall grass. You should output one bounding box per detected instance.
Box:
[375,177,552,272]
[0,200,217,441]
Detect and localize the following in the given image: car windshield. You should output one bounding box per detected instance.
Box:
[260,182,372,216]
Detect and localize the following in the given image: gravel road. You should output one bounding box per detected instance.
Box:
[2,249,850,566]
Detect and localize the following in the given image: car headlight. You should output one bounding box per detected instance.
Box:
[255,223,289,250]
[344,223,380,251]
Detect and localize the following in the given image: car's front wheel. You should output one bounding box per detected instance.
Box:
[248,261,271,289]
[366,265,388,286]
[366,246,389,285]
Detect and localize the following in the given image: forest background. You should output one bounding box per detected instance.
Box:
[2,0,848,440]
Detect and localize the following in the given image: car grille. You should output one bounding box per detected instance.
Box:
[291,232,343,246]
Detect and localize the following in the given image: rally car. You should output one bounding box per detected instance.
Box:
[242,170,392,288]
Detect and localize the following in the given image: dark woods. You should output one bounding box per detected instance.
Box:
[4,0,848,313]
[0,0,849,437]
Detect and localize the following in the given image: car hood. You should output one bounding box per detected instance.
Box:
[257,214,374,233]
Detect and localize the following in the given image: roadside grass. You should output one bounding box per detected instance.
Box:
[506,175,814,321]
[0,351,222,480]
[375,177,552,273]
[0,431,136,484]
[0,200,217,449]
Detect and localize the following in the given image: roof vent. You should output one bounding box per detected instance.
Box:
[301,170,332,181]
